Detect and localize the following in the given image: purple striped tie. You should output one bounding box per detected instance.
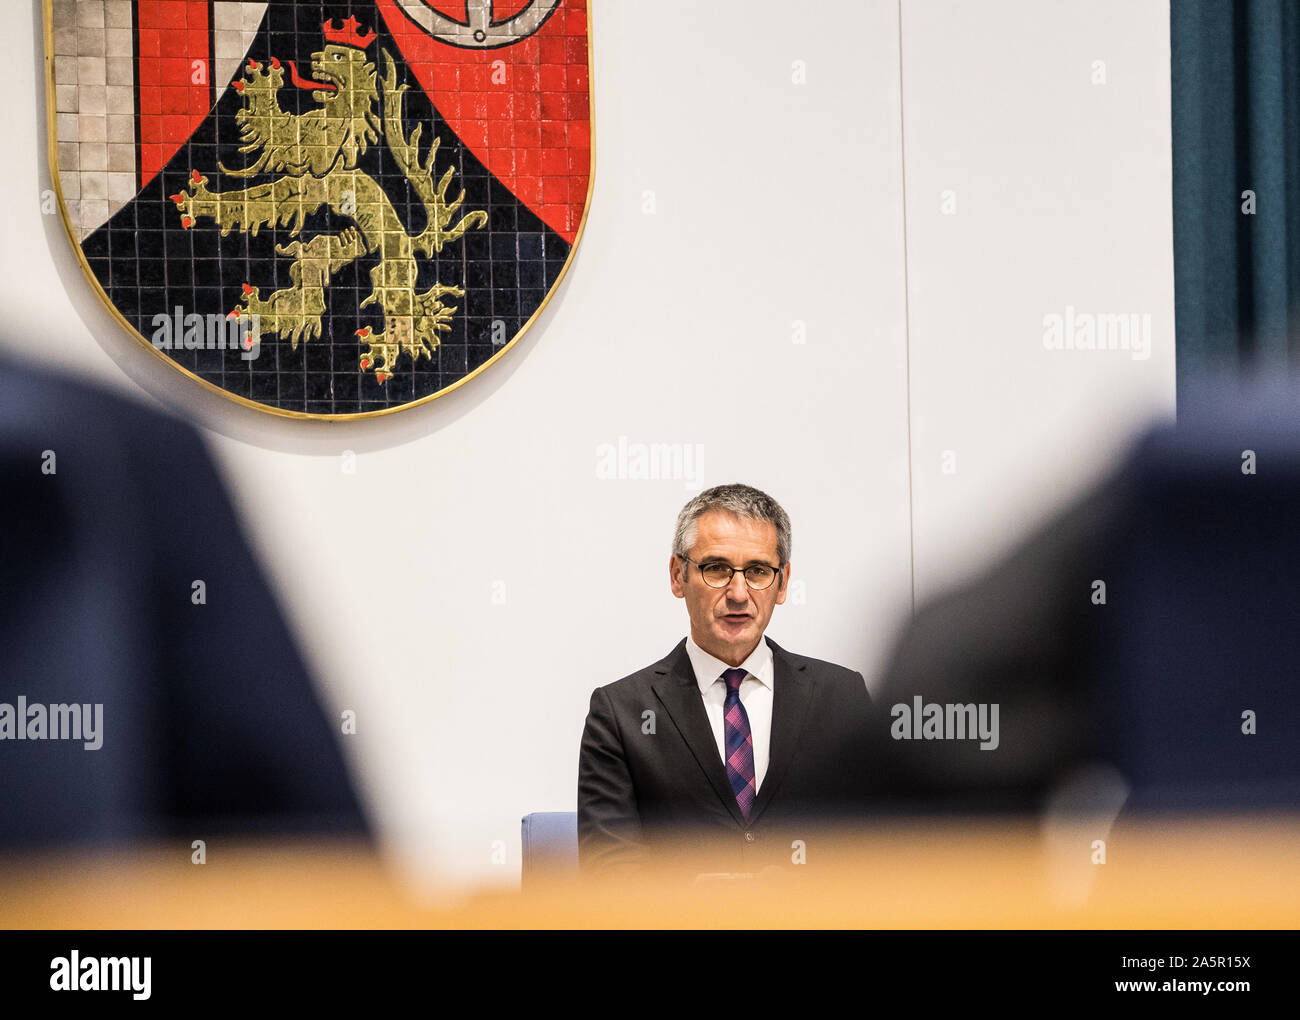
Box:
[721,667,756,821]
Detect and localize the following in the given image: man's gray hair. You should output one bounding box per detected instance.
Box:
[672,483,792,565]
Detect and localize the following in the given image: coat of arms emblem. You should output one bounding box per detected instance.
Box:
[44,1,592,417]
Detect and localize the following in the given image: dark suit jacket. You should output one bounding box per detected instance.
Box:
[577,636,874,877]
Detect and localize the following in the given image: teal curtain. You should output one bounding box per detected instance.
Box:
[1172,0,1300,403]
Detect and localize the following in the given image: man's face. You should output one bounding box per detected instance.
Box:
[669,510,789,667]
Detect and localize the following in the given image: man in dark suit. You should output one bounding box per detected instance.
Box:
[577,483,874,878]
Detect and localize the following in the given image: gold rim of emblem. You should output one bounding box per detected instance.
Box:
[41,0,595,422]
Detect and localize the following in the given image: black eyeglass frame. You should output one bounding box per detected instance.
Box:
[679,555,786,591]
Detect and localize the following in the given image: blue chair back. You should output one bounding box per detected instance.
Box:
[520,811,578,889]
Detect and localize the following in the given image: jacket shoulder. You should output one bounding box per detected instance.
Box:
[770,641,868,696]
[769,641,863,680]
[592,640,688,700]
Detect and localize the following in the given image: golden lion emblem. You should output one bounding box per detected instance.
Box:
[170,21,487,383]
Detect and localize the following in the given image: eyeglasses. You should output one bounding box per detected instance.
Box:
[681,557,784,591]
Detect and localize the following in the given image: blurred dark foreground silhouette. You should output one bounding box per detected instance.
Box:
[869,379,1300,819]
[0,356,367,850]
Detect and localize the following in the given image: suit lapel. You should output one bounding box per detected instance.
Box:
[749,638,815,825]
[650,640,747,827]
[651,636,818,829]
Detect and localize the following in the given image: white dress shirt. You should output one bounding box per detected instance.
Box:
[684,634,775,793]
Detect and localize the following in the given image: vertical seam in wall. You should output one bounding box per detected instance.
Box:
[897,0,917,617]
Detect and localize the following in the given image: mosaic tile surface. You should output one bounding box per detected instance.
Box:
[47,0,592,417]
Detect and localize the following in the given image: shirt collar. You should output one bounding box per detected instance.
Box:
[685,633,774,695]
